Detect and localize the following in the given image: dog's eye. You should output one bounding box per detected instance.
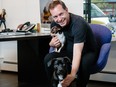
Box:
[54,61,58,64]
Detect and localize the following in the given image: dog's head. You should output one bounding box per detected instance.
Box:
[48,57,71,81]
[51,26,61,34]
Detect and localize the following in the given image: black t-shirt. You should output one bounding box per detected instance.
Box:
[51,13,98,58]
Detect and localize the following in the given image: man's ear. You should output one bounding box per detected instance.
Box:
[65,7,68,12]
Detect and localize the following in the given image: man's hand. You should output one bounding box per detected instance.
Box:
[49,35,61,48]
[61,74,75,87]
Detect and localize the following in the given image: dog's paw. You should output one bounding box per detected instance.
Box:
[57,82,62,87]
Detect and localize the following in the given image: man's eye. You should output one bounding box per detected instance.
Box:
[59,13,63,16]
[53,16,57,19]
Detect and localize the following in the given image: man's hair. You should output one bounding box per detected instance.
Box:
[48,0,67,12]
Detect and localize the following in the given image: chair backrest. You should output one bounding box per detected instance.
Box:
[90,24,112,47]
[89,24,112,74]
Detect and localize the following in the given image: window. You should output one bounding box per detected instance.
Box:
[84,0,116,37]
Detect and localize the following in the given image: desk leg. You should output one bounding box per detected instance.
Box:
[17,37,50,84]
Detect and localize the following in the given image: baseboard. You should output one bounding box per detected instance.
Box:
[1,62,18,72]
[90,72,116,83]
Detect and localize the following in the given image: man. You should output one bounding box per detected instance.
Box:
[44,0,99,87]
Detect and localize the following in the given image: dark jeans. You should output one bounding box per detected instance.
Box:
[0,20,6,29]
[44,51,98,87]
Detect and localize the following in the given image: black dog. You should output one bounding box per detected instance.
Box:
[47,57,77,87]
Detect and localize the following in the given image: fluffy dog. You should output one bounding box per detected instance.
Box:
[51,26,65,52]
[47,57,77,87]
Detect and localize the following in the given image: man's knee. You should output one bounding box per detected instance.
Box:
[44,53,56,66]
[44,53,51,65]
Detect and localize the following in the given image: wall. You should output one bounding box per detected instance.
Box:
[63,0,83,16]
[0,0,40,30]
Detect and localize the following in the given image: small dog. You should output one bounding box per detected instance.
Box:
[51,26,65,52]
[47,57,77,87]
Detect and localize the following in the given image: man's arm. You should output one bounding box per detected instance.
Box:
[61,43,84,87]
[71,43,84,77]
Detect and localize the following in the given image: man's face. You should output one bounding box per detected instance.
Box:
[50,4,70,27]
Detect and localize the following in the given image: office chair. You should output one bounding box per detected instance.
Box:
[49,24,112,74]
[89,24,112,74]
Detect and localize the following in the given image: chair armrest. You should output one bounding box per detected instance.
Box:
[97,43,111,71]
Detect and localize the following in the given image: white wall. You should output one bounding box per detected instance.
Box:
[0,0,40,30]
[0,0,1,8]
[63,0,83,16]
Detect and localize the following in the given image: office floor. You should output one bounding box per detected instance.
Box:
[0,71,116,87]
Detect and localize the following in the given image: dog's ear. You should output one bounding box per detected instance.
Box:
[47,58,56,67]
[51,26,57,34]
[63,57,71,64]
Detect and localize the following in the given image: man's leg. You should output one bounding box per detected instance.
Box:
[77,52,98,87]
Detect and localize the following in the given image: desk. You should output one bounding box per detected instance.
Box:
[0,33,51,84]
